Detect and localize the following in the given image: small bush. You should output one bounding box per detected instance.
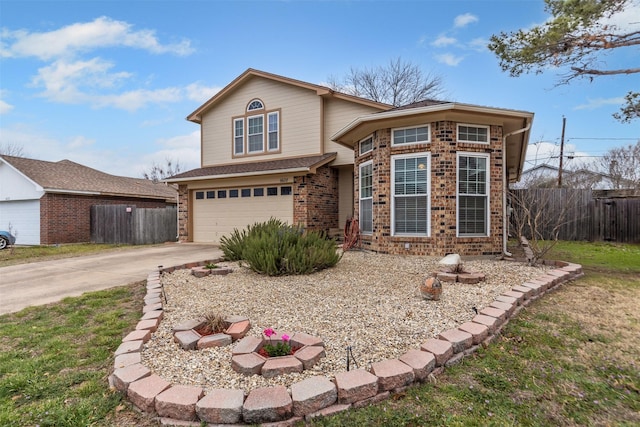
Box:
[219,218,341,276]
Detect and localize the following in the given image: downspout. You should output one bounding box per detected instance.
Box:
[502,119,531,257]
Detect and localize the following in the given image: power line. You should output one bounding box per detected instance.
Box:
[568,137,639,140]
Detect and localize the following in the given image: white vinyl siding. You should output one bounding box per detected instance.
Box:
[457,153,490,236]
[458,124,489,144]
[392,153,430,236]
[392,125,430,146]
[359,161,373,234]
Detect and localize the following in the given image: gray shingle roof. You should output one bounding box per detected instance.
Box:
[167,152,338,181]
[1,155,176,202]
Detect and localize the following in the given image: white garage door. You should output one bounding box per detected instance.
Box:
[0,200,40,245]
[193,185,294,244]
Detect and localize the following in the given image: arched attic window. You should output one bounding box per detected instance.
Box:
[247,99,264,111]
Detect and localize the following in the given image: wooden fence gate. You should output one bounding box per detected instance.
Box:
[90,205,177,245]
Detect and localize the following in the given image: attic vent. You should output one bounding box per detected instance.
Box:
[247,99,264,111]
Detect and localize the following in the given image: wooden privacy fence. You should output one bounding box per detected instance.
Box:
[509,189,640,243]
[90,205,177,245]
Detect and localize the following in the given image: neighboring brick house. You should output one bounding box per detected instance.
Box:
[0,155,177,245]
[168,69,534,256]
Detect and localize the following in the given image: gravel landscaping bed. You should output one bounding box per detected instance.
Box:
[141,251,546,394]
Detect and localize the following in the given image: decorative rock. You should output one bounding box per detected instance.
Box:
[438,329,473,353]
[196,388,244,424]
[225,319,251,341]
[291,376,337,417]
[370,358,415,392]
[457,322,489,345]
[294,345,326,369]
[420,338,453,366]
[197,333,232,349]
[438,253,462,272]
[420,276,442,301]
[232,336,263,355]
[174,330,201,350]
[111,363,151,392]
[232,353,266,375]
[127,374,171,413]
[243,386,293,424]
[262,355,303,378]
[225,314,249,324]
[399,349,435,382]
[155,385,204,421]
[333,369,378,404]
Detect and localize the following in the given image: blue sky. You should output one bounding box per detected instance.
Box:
[1,0,638,178]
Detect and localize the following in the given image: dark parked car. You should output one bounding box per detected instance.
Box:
[0,231,16,249]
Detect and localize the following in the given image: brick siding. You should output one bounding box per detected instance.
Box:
[40,193,173,245]
[354,121,505,256]
[293,164,339,234]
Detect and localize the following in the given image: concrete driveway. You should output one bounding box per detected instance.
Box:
[0,243,221,315]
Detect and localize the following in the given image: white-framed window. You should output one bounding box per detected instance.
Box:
[359,136,373,155]
[457,124,489,144]
[391,153,430,236]
[247,99,264,111]
[359,161,373,234]
[233,100,280,155]
[392,125,430,146]
[267,111,279,151]
[457,153,490,236]
[233,118,244,155]
[247,115,264,153]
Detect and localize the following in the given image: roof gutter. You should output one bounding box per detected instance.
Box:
[502,118,532,257]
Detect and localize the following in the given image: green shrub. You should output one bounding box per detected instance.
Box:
[219,218,341,275]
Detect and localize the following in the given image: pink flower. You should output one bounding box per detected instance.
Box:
[281,334,290,342]
[263,328,275,337]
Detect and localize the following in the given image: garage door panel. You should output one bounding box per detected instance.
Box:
[0,200,40,245]
[193,192,293,244]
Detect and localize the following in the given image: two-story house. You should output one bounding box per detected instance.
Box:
[167,69,534,256]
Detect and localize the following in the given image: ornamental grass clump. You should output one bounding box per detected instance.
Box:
[219,218,341,276]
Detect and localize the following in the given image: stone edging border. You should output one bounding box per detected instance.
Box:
[109,258,584,426]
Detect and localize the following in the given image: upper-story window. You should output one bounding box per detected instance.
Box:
[247,99,264,111]
[458,124,489,144]
[359,136,373,155]
[392,125,430,146]
[233,99,280,156]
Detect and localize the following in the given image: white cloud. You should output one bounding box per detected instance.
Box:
[185,82,222,103]
[67,136,95,149]
[94,87,183,111]
[431,35,457,47]
[1,16,193,60]
[134,130,201,175]
[0,99,13,114]
[574,96,626,111]
[468,37,489,52]
[454,13,479,28]
[600,0,640,32]
[435,53,464,66]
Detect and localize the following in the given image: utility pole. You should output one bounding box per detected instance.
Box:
[558,116,566,188]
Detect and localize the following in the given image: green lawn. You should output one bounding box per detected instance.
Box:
[0,241,638,426]
[0,243,131,268]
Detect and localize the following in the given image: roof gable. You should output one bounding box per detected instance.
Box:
[186,68,391,123]
[0,155,176,201]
